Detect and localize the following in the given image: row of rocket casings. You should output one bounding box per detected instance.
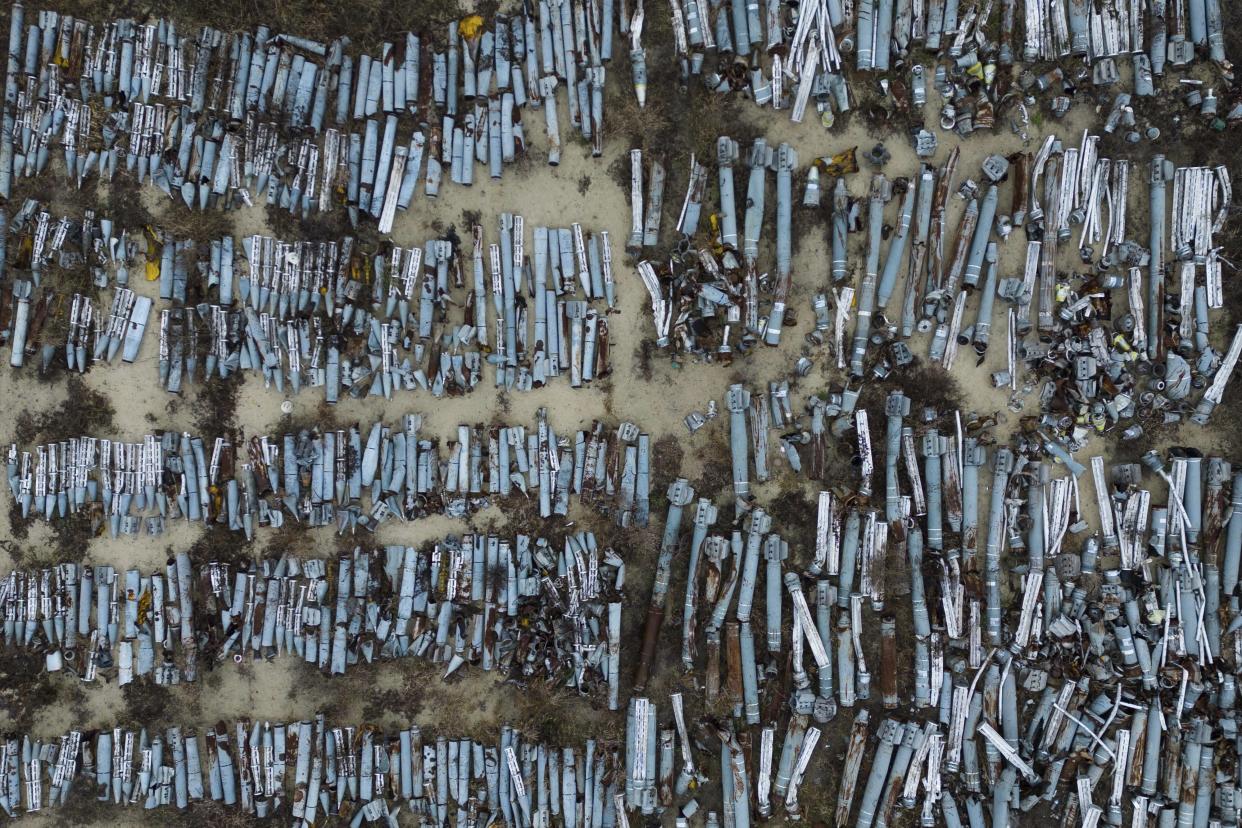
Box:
[0,3,638,216]
[0,722,643,826]
[635,135,1238,427]
[5,413,657,535]
[708,305,1241,485]
[0,536,625,700]
[0,536,1220,826]
[581,0,1222,130]
[717,379,1242,601]
[660,0,1222,76]
[9,98,1235,412]
[0,344,1238,824]
[0,205,618,395]
[681,328,1234,509]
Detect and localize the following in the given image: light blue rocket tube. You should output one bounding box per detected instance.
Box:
[877,179,915,309]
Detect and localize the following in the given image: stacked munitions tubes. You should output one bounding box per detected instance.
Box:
[0,0,1236,220]
[0,202,618,395]
[0,4,622,216]
[0,536,625,699]
[0,197,171,373]
[626,392,1242,826]
[831,137,1238,439]
[5,411,654,537]
[635,137,800,361]
[636,130,1240,443]
[646,0,1231,130]
[0,720,629,824]
[907,138,1236,437]
[0,2,1240,828]
[622,692,823,821]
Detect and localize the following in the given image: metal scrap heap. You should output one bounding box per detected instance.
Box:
[634,137,800,358]
[636,130,1241,444]
[623,395,1242,827]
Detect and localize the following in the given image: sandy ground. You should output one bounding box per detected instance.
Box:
[1,15,1239,826]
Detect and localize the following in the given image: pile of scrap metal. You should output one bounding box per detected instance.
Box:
[838,134,1239,440]
[4,411,653,537]
[650,0,1234,133]
[634,137,800,358]
[0,204,618,394]
[630,395,1242,826]
[0,4,626,217]
[0,720,629,823]
[0,536,625,697]
[0,197,132,277]
[639,126,1240,442]
[0,198,174,372]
